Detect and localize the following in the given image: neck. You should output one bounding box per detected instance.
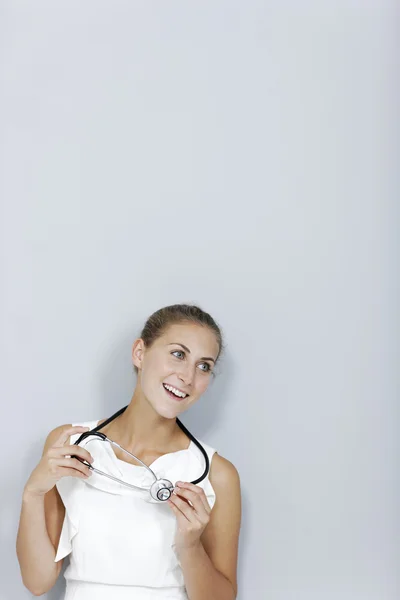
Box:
[105,388,182,454]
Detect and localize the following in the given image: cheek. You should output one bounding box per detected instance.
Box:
[143,354,167,376]
[196,376,211,395]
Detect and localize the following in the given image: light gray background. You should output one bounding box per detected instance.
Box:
[1,1,398,599]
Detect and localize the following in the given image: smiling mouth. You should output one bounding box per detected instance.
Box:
[162,383,189,401]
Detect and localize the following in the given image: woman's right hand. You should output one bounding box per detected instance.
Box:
[24,426,94,497]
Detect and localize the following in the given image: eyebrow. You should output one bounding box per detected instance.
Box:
[167,343,216,363]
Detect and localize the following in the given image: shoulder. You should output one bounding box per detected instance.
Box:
[42,421,94,454]
[209,452,241,496]
[42,424,74,454]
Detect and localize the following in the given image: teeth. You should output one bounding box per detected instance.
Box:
[163,384,187,398]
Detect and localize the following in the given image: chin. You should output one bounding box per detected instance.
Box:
[155,400,187,420]
[148,387,189,419]
[157,407,181,420]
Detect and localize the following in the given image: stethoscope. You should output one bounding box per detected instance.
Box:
[72,405,209,502]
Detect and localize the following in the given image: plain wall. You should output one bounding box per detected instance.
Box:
[0,2,398,599]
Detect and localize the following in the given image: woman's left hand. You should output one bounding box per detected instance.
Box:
[168,481,211,552]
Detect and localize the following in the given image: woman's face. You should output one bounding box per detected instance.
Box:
[132,322,220,419]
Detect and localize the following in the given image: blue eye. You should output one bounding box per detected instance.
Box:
[171,351,212,373]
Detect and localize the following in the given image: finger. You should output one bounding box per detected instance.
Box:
[50,445,93,465]
[169,494,198,523]
[168,499,186,521]
[54,426,90,448]
[168,495,192,522]
[175,483,210,513]
[58,466,91,480]
[54,445,94,464]
[174,487,210,516]
[175,481,206,499]
[55,457,92,477]
[175,481,203,493]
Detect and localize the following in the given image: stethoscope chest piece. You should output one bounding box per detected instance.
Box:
[151,478,174,502]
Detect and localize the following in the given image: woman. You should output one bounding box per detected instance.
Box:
[16,304,241,600]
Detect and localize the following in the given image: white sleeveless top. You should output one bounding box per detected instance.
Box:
[54,420,217,600]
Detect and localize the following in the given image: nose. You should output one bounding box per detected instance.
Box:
[177,362,194,387]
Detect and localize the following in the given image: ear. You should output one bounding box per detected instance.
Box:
[132,338,146,370]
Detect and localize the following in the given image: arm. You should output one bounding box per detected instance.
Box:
[176,454,242,600]
[16,424,92,596]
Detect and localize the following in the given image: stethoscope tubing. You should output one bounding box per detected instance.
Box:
[84,434,159,493]
[87,463,151,493]
[72,405,210,490]
[103,437,158,480]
